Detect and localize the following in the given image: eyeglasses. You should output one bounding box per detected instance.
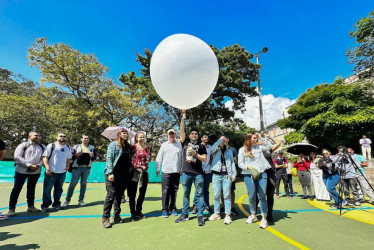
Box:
[59,136,66,138]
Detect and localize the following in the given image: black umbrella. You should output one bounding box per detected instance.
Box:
[287,143,318,155]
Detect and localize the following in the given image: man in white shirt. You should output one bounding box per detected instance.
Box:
[41,131,72,212]
[360,135,372,160]
[8,131,45,216]
[155,128,183,218]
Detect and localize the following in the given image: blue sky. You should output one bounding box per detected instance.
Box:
[0,0,373,100]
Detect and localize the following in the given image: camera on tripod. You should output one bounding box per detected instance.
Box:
[338,146,350,164]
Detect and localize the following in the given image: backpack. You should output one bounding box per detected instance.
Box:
[14,141,45,166]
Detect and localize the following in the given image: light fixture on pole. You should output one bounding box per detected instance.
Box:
[249,47,268,133]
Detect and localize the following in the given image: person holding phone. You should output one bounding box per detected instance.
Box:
[41,131,72,212]
[62,134,97,208]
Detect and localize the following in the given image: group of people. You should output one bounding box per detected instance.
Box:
[0,121,373,227]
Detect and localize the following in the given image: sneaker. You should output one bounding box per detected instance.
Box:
[204,206,213,214]
[359,198,366,203]
[338,200,348,209]
[41,207,49,213]
[53,205,61,210]
[309,196,314,201]
[224,215,232,225]
[246,214,258,224]
[61,201,69,208]
[191,205,198,214]
[330,204,337,209]
[208,213,221,221]
[78,200,86,207]
[135,212,146,219]
[354,202,361,207]
[162,210,169,218]
[276,195,280,199]
[171,209,178,216]
[0,212,8,221]
[259,219,268,229]
[175,214,189,223]
[197,216,205,226]
[102,218,112,228]
[112,216,123,224]
[131,214,137,222]
[121,196,127,203]
[7,208,15,217]
[231,207,239,216]
[346,200,354,206]
[27,206,41,213]
[287,196,293,199]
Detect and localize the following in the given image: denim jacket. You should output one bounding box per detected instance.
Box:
[105,141,131,175]
[210,138,237,178]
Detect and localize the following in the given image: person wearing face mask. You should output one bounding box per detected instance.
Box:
[293,153,314,200]
[208,136,236,225]
[101,129,132,228]
[128,132,150,221]
[238,132,272,229]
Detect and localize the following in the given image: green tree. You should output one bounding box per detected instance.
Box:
[278,79,374,151]
[346,11,374,79]
[284,131,305,145]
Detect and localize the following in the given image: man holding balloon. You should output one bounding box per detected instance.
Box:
[175,110,208,226]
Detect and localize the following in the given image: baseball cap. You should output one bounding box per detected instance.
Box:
[278,150,284,154]
[167,129,176,134]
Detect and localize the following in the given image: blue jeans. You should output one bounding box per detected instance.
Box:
[193,172,211,208]
[42,172,66,208]
[244,172,268,217]
[323,173,344,205]
[181,173,204,216]
[212,174,232,215]
[66,167,91,202]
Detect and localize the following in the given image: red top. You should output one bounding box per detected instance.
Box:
[293,160,310,171]
[131,145,150,170]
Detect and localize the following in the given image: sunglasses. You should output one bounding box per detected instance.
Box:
[59,136,66,138]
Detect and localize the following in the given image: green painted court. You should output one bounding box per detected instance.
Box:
[1,182,373,250]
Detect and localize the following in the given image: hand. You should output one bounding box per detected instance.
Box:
[220,136,226,140]
[255,133,261,139]
[247,166,253,170]
[156,170,160,176]
[231,176,236,182]
[187,148,197,156]
[181,110,186,119]
[45,168,52,177]
[323,161,327,166]
[76,152,83,157]
[29,165,38,172]
[65,165,70,172]
[89,152,94,158]
[108,174,115,182]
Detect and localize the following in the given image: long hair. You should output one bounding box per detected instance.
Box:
[134,131,146,144]
[117,129,130,149]
[243,132,256,158]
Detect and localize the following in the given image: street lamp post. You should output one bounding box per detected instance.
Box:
[250,47,268,133]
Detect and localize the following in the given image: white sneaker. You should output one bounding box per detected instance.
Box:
[246,214,258,224]
[78,200,87,207]
[259,219,268,229]
[224,215,232,225]
[208,213,221,221]
[61,201,69,208]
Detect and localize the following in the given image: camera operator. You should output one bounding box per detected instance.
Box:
[317,149,347,208]
[333,146,361,206]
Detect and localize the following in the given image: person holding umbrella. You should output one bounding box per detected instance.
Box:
[293,153,314,200]
[101,128,133,228]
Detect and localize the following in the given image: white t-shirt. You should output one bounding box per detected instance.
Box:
[43,143,72,173]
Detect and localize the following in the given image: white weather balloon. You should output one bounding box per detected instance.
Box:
[150,34,219,109]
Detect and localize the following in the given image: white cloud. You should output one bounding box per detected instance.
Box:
[225,93,296,130]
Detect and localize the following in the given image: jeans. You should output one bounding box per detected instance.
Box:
[244,172,268,217]
[102,174,128,219]
[287,174,294,194]
[42,172,66,208]
[193,172,211,208]
[9,172,40,209]
[161,173,180,212]
[65,167,91,202]
[181,173,204,217]
[275,174,289,196]
[128,172,149,215]
[212,174,232,215]
[323,173,345,205]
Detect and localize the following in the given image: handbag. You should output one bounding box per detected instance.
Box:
[291,167,298,177]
